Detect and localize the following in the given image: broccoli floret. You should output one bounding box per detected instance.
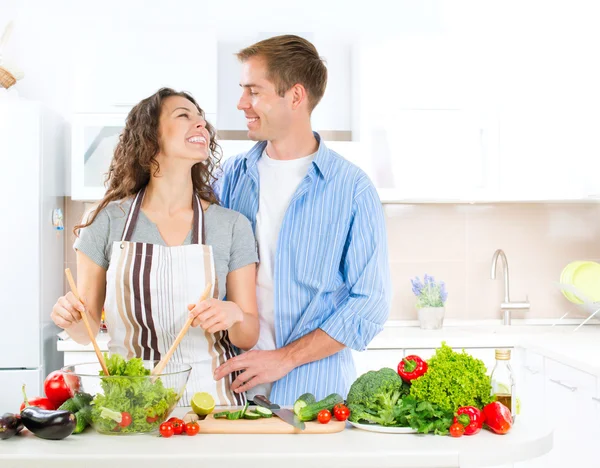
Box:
[347,368,408,426]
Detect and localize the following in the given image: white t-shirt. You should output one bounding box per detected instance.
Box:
[246,149,315,401]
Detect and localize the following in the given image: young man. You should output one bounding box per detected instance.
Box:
[214,35,390,405]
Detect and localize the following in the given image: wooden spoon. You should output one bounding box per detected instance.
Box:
[151,282,213,376]
[64,268,109,376]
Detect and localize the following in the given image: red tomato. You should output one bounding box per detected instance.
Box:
[146,415,159,424]
[119,412,132,427]
[170,419,184,435]
[317,409,332,424]
[43,371,75,407]
[185,421,199,436]
[333,404,350,421]
[449,423,465,438]
[159,422,174,438]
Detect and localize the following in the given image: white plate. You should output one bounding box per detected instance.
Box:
[348,421,417,434]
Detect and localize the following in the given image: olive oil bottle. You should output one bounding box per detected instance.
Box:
[490,349,516,419]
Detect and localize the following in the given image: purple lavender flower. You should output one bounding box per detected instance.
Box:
[412,274,448,308]
[440,281,448,303]
[411,277,423,297]
[424,274,434,287]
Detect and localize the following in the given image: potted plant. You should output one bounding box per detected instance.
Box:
[411,275,448,329]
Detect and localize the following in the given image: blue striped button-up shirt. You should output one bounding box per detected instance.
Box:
[215,133,391,405]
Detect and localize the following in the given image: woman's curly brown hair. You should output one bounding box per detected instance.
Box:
[75,88,221,235]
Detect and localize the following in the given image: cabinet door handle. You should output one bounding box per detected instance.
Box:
[524,365,539,375]
[549,378,577,392]
[592,397,600,403]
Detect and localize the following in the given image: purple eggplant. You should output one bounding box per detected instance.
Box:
[0,413,24,440]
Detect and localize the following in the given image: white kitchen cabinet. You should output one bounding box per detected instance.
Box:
[352,350,403,377]
[516,349,545,423]
[71,25,217,115]
[531,359,597,468]
[495,109,600,201]
[354,34,500,203]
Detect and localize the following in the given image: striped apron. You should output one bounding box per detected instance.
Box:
[104,188,245,407]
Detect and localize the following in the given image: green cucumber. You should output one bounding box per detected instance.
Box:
[293,393,316,416]
[243,410,262,420]
[213,411,229,419]
[226,410,243,420]
[240,402,249,418]
[58,398,79,413]
[297,393,344,422]
[255,406,273,418]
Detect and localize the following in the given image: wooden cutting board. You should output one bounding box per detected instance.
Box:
[184,407,346,434]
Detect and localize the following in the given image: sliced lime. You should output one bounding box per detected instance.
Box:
[191,392,215,416]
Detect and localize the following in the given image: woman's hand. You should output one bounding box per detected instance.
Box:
[51,292,85,329]
[188,299,244,334]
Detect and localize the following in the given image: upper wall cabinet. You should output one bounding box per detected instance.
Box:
[353,3,600,203]
[71,24,217,115]
[354,35,499,202]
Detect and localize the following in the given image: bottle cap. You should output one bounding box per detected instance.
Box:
[495,349,511,360]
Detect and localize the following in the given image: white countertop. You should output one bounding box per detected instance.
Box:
[0,408,552,468]
[57,323,600,377]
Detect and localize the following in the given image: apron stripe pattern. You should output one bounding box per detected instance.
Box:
[104,188,245,407]
[115,243,134,359]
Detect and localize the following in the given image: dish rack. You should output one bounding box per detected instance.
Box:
[557,282,600,331]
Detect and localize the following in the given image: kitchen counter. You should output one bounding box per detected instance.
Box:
[58,324,600,377]
[0,408,552,468]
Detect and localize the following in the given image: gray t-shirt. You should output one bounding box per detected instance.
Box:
[73,198,258,300]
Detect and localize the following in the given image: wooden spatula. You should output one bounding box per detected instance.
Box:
[151,282,213,376]
[64,268,110,376]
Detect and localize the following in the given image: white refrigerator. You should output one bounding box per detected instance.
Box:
[0,98,66,413]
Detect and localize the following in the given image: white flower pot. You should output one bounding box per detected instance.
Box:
[418,306,445,330]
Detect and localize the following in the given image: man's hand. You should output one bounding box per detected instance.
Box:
[188,299,243,334]
[213,349,294,393]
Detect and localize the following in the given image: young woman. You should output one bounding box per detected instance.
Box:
[51,88,259,406]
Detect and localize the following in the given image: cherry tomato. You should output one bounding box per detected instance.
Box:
[43,371,76,407]
[317,409,332,424]
[449,422,465,438]
[159,422,174,438]
[170,418,184,435]
[119,412,132,427]
[146,415,159,424]
[333,404,350,421]
[185,421,200,436]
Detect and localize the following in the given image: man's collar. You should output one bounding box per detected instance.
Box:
[242,132,333,181]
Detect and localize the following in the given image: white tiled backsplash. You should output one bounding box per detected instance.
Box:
[63,198,600,321]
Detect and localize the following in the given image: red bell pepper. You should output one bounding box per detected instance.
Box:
[453,406,485,436]
[19,384,55,412]
[483,401,513,435]
[397,355,428,382]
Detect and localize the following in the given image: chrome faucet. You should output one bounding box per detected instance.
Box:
[490,249,530,325]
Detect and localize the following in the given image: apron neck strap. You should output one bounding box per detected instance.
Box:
[121,187,205,244]
[191,194,206,245]
[121,188,146,242]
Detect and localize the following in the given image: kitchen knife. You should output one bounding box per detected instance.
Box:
[253,395,306,430]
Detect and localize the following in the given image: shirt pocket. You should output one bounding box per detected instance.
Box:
[294,223,346,292]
